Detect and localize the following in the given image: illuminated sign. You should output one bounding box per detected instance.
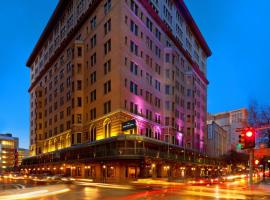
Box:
[122,119,136,131]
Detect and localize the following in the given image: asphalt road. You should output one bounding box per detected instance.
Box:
[1,178,270,200]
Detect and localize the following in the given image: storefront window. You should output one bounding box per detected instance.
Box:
[107,166,115,178]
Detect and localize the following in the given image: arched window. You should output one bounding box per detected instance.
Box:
[103,119,111,138]
[90,126,96,142]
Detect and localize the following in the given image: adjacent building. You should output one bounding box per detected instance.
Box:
[0,134,19,171]
[206,120,228,158]
[23,0,215,181]
[18,148,30,166]
[208,108,248,151]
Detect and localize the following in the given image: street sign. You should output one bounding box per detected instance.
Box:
[122,119,137,131]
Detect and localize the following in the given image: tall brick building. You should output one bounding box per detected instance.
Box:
[23,0,214,181]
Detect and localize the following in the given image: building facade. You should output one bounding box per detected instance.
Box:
[18,148,30,166]
[206,120,228,158]
[208,108,248,151]
[23,0,213,180]
[0,134,19,171]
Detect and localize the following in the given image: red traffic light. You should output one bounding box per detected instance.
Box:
[245,131,253,137]
[243,127,256,149]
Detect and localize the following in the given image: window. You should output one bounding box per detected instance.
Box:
[165,53,170,63]
[77,97,82,107]
[104,119,111,138]
[130,0,138,16]
[77,80,82,90]
[90,108,96,120]
[104,80,111,94]
[77,114,82,123]
[154,80,160,91]
[77,47,82,57]
[130,102,138,114]
[104,0,111,14]
[130,41,138,55]
[90,16,97,30]
[146,128,152,137]
[155,28,161,41]
[90,71,96,84]
[77,132,82,144]
[165,85,170,95]
[90,53,96,66]
[130,20,138,36]
[104,39,111,55]
[146,17,153,32]
[104,19,111,35]
[90,35,97,48]
[90,90,96,102]
[104,60,111,75]
[130,81,138,95]
[90,126,96,142]
[104,101,111,114]
[130,61,138,75]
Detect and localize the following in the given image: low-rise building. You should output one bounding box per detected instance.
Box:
[0,133,19,171]
[208,108,248,151]
[207,120,227,158]
[18,148,30,166]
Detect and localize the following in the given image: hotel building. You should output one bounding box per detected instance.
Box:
[23,0,216,181]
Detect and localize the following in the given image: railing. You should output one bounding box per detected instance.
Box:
[22,147,219,166]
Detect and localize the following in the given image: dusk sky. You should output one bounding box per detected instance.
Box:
[0,0,269,149]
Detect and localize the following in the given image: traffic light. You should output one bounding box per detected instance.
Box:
[244,127,255,149]
[239,131,245,149]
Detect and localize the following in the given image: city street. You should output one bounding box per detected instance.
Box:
[1,177,270,200]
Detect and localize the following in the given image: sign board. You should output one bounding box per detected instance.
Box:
[122,119,136,131]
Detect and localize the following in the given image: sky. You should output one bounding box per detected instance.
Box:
[0,1,270,149]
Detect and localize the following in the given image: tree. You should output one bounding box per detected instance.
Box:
[248,99,270,127]
[248,99,270,147]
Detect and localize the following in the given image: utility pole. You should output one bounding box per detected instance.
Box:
[249,148,254,185]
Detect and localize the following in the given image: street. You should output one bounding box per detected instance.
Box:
[1,177,270,200]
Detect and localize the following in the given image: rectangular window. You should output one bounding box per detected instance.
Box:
[90,108,96,120]
[90,35,97,48]
[77,97,82,107]
[90,71,96,84]
[129,81,138,95]
[130,41,138,56]
[104,80,111,94]
[77,80,82,90]
[104,0,111,14]
[90,90,96,102]
[104,39,111,55]
[77,47,82,57]
[104,60,111,75]
[77,114,82,123]
[130,0,138,16]
[130,20,138,36]
[90,16,97,30]
[104,18,111,35]
[90,53,96,67]
[130,61,138,75]
[104,101,111,114]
